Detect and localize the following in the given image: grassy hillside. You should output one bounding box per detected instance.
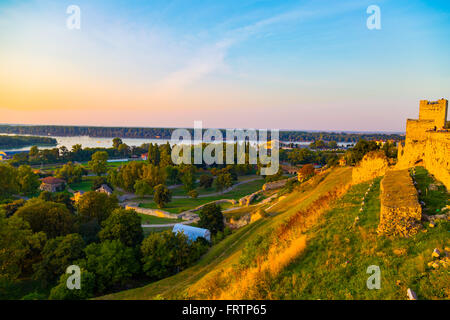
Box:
[99,167,353,299]
[100,166,448,300]
[268,169,449,299]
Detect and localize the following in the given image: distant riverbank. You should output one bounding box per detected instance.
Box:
[0,135,57,150]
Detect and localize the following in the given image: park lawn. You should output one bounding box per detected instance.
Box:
[142,226,173,237]
[139,214,184,224]
[68,176,95,192]
[139,197,231,214]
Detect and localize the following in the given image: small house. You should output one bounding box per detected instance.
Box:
[96,184,113,196]
[172,224,211,242]
[141,153,148,161]
[39,177,66,192]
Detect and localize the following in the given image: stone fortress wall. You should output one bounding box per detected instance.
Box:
[397,98,450,189]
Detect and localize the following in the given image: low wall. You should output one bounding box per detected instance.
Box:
[377,170,422,237]
[239,191,262,206]
[262,177,296,191]
[125,204,182,220]
[190,199,237,212]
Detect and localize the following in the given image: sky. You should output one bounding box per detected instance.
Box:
[0,0,449,132]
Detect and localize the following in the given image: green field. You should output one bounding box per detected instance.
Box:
[68,176,95,192]
[139,214,184,224]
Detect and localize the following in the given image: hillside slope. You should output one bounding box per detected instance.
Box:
[100,167,353,299]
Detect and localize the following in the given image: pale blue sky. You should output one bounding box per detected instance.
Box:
[0,0,449,131]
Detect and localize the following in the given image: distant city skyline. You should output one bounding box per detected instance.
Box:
[1,0,449,131]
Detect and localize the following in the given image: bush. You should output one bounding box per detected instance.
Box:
[33,233,85,286]
[98,208,143,247]
[198,203,224,235]
[141,231,193,280]
[49,268,95,300]
[199,174,213,189]
[79,240,139,293]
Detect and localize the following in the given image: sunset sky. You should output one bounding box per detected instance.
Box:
[1,0,449,132]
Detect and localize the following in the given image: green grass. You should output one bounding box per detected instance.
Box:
[268,176,449,300]
[142,226,173,237]
[139,214,184,224]
[413,166,449,215]
[139,198,232,214]
[68,176,95,192]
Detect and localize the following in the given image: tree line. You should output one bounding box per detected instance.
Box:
[0,125,403,143]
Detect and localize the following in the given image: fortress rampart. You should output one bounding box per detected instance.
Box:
[377,170,422,237]
[397,99,450,189]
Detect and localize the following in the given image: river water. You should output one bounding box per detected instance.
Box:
[1,134,353,152]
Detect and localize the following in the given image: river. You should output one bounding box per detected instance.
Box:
[1,134,353,152]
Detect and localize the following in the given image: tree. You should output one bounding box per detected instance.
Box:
[134,179,152,199]
[98,208,143,247]
[118,143,130,157]
[28,146,39,160]
[165,166,179,185]
[112,137,123,149]
[112,161,145,192]
[0,213,46,281]
[16,165,40,195]
[328,141,338,149]
[298,164,315,182]
[214,173,232,191]
[140,231,191,279]
[345,139,379,165]
[179,164,196,190]
[76,191,119,224]
[33,234,85,286]
[49,268,95,300]
[55,162,84,184]
[188,189,198,199]
[199,174,213,189]
[0,199,26,218]
[88,151,108,176]
[148,143,160,166]
[79,240,139,293]
[91,176,111,191]
[15,199,76,238]
[141,164,166,190]
[39,191,76,213]
[198,203,224,235]
[0,163,18,197]
[159,142,172,167]
[153,184,171,208]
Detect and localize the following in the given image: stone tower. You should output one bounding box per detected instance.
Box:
[397,98,450,189]
[418,99,448,129]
